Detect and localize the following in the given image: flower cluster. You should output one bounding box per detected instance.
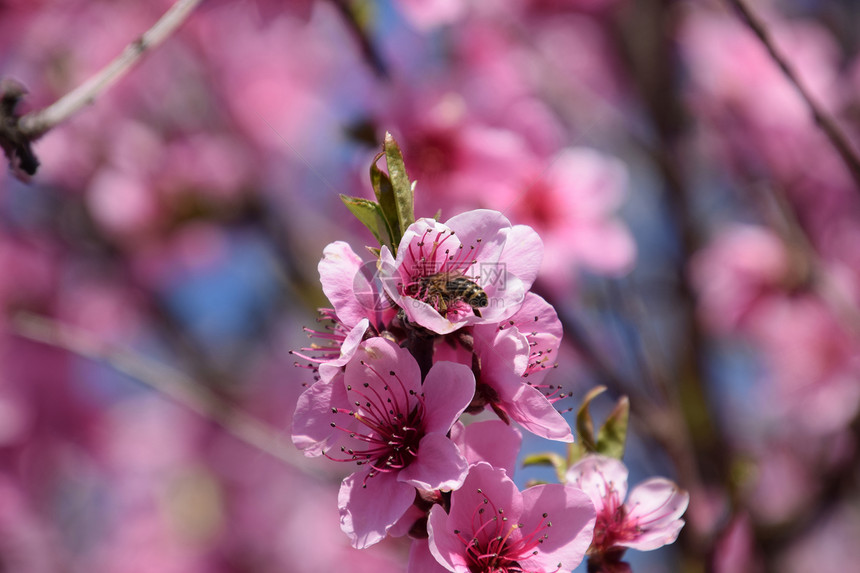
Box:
[290,152,688,571]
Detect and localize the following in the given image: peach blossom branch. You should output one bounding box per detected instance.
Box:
[11,311,312,473]
[727,0,860,191]
[17,0,203,139]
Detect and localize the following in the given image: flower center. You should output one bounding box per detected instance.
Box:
[453,489,559,573]
[401,229,487,317]
[593,489,639,551]
[324,363,426,483]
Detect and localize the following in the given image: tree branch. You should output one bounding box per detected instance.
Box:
[10,311,311,472]
[726,0,860,191]
[16,0,203,141]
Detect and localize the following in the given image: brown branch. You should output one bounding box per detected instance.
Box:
[10,312,312,473]
[1,0,203,176]
[726,0,860,191]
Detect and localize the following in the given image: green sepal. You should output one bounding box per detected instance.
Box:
[596,395,629,460]
[575,385,606,454]
[522,452,567,483]
[339,194,392,248]
[383,132,415,233]
[573,385,630,462]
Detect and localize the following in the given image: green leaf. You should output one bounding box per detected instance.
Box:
[596,396,629,459]
[339,195,391,247]
[522,452,567,483]
[575,385,606,454]
[383,132,415,232]
[370,151,401,248]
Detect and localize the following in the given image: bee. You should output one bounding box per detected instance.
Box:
[417,271,489,317]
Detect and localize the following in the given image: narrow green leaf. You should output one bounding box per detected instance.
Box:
[370,151,401,248]
[383,132,415,232]
[596,396,630,460]
[522,452,567,483]
[575,385,606,454]
[339,194,389,247]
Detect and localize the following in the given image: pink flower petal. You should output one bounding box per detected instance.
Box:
[622,478,690,551]
[291,373,350,456]
[339,469,416,549]
[319,241,369,327]
[421,361,476,434]
[407,538,451,573]
[566,454,630,513]
[450,420,522,475]
[517,484,596,573]
[399,432,468,491]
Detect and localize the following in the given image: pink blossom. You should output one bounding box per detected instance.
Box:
[497,147,635,287]
[566,455,689,557]
[469,292,573,442]
[450,420,522,475]
[380,210,542,334]
[689,224,792,333]
[293,240,396,382]
[291,337,475,548]
[424,462,595,573]
[395,0,466,30]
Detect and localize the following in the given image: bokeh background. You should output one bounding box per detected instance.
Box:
[2,0,860,571]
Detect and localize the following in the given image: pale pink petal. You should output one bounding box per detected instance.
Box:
[474,324,529,377]
[497,225,543,290]
[427,505,468,573]
[408,538,451,573]
[338,469,416,549]
[566,455,629,512]
[445,209,511,266]
[622,478,690,551]
[517,484,596,573]
[501,381,574,442]
[450,420,522,475]
[399,432,468,491]
[291,374,350,456]
[319,241,369,326]
[421,361,476,433]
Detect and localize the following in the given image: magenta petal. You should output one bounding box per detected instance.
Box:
[291,374,350,456]
[319,241,368,326]
[399,432,468,491]
[517,484,596,573]
[622,478,689,551]
[338,469,416,549]
[450,420,522,475]
[421,361,475,433]
[408,538,452,573]
[566,455,629,513]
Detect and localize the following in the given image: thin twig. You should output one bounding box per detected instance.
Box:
[17,0,203,139]
[10,312,312,472]
[727,0,860,191]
